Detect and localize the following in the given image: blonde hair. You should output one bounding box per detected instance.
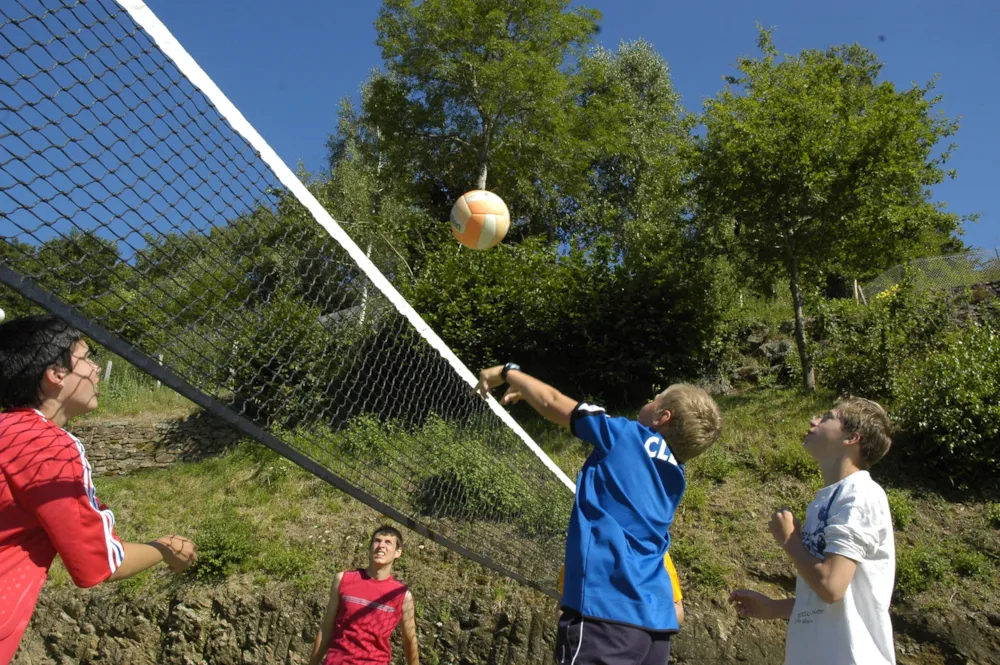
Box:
[835,397,892,468]
[655,384,723,462]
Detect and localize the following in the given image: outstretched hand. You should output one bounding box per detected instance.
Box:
[499,387,521,405]
[154,535,197,572]
[728,589,776,619]
[475,365,506,398]
[475,367,521,408]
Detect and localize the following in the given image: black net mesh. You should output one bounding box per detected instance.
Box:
[0,0,571,595]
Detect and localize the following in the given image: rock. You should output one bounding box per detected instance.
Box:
[14,571,1000,665]
[744,323,770,349]
[695,373,734,396]
[755,339,793,363]
[730,366,762,385]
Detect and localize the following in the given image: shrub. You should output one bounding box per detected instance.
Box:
[987,503,1000,529]
[894,323,1000,484]
[414,416,568,536]
[339,414,399,459]
[886,488,916,530]
[950,546,992,582]
[259,541,315,578]
[417,445,530,522]
[191,505,260,580]
[813,283,957,400]
[895,544,949,599]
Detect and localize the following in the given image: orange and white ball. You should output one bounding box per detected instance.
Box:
[450,190,510,250]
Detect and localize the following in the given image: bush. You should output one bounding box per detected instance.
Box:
[414,416,568,536]
[987,503,1000,529]
[339,414,399,459]
[894,544,949,599]
[950,546,992,582]
[417,444,530,522]
[259,541,315,578]
[894,323,1000,484]
[886,488,916,530]
[191,505,260,580]
[813,283,957,400]
[406,236,734,408]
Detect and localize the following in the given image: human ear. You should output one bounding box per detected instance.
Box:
[42,364,68,389]
[653,409,672,429]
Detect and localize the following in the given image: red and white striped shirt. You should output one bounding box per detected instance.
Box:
[0,409,123,664]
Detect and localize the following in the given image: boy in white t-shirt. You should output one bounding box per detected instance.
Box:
[729,398,896,665]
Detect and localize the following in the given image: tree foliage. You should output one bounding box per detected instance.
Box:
[369,0,600,236]
[696,27,965,390]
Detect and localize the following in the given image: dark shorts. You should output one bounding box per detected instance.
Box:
[554,609,673,665]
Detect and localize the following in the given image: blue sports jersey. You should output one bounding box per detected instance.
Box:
[560,402,686,632]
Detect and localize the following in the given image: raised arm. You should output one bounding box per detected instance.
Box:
[309,572,343,665]
[400,590,420,665]
[770,509,858,604]
[476,364,577,428]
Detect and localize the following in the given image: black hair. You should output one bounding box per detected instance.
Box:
[370,525,403,549]
[0,315,83,409]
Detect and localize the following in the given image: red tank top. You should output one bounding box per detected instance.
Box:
[324,569,408,665]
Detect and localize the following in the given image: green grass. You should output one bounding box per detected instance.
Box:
[731,294,795,330]
[84,352,194,420]
[64,443,337,594]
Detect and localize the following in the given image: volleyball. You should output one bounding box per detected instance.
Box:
[450,190,510,250]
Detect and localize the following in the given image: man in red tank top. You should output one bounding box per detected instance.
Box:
[310,526,419,665]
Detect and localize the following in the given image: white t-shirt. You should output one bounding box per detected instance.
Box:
[785,471,896,665]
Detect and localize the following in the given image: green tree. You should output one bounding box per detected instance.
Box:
[571,40,694,249]
[34,230,122,308]
[696,28,965,391]
[370,0,600,237]
[0,237,42,320]
[323,91,442,282]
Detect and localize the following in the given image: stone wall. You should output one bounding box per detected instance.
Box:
[73,412,240,476]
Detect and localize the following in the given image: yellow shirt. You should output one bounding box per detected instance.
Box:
[558,552,682,602]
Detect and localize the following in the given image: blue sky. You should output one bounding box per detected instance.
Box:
[145,0,998,251]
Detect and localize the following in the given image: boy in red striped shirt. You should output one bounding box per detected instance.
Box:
[310,526,419,665]
[0,315,197,664]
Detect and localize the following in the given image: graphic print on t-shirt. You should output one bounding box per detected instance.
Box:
[800,484,845,558]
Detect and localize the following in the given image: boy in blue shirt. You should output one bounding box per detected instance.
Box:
[477,363,722,665]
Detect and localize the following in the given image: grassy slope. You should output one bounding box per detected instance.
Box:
[49,389,1000,656]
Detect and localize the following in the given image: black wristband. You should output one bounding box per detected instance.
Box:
[501,362,520,381]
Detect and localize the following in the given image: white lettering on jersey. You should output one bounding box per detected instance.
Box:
[644,436,677,465]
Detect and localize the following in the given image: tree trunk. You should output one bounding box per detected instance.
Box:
[476,160,488,190]
[789,255,816,392]
[358,242,373,328]
[477,119,490,190]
